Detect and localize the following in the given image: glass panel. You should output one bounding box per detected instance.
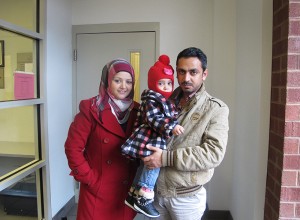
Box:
[0,106,38,179]
[0,29,37,101]
[130,51,141,102]
[0,172,38,219]
[0,0,37,32]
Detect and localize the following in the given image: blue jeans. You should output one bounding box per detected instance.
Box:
[132,162,160,190]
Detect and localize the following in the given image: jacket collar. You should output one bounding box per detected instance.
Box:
[90,100,138,138]
[170,83,206,106]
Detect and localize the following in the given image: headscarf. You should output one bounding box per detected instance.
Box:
[96,59,135,124]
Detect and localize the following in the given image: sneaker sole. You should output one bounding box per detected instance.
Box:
[125,200,139,212]
[133,203,160,218]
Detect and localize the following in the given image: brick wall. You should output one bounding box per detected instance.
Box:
[265,0,300,219]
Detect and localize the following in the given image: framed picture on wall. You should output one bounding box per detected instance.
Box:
[0,40,4,67]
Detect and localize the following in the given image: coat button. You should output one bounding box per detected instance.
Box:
[73,169,78,175]
[106,160,112,165]
[123,180,128,185]
[103,138,109,143]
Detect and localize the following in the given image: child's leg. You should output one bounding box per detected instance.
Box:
[133,167,160,218]
[129,161,144,193]
[137,166,160,190]
[125,161,144,211]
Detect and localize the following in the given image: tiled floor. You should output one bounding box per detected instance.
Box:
[65,203,227,220]
[65,204,146,220]
[65,204,77,220]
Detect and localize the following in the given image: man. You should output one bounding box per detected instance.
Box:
[142,47,229,220]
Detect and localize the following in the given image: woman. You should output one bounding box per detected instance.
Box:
[65,59,139,220]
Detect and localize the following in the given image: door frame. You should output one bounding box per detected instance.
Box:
[72,22,160,116]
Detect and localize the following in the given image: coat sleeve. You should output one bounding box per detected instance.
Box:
[64,100,95,185]
[143,98,178,138]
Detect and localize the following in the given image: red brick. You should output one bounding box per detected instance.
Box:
[287,88,300,103]
[287,72,300,87]
[285,122,300,137]
[273,56,281,71]
[274,0,283,12]
[288,38,300,53]
[269,132,284,150]
[272,87,280,102]
[268,160,283,183]
[281,87,287,103]
[271,103,286,118]
[279,202,295,217]
[290,20,300,36]
[281,187,300,201]
[283,155,300,169]
[296,203,300,217]
[281,21,289,41]
[282,170,298,186]
[274,26,282,43]
[284,138,299,154]
[274,4,289,27]
[281,55,288,71]
[271,73,281,87]
[274,40,289,56]
[286,104,300,120]
[290,3,300,18]
[287,55,300,71]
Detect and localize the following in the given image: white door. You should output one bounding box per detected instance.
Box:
[75,31,156,113]
[74,29,156,220]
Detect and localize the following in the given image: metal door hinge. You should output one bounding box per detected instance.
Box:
[73,49,77,61]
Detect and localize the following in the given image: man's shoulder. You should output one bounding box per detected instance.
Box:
[208,96,227,107]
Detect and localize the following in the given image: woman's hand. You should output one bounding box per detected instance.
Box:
[142,145,163,169]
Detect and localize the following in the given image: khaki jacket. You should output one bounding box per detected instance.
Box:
[156,84,229,197]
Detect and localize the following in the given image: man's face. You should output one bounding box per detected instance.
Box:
[176,57,208,95]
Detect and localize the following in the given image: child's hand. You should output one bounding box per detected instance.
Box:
[172,125,184,135]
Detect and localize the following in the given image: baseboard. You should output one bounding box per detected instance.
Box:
[52,196,75,220]
[202,209,233,220]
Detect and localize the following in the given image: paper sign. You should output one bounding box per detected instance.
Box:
[14,71,34,99]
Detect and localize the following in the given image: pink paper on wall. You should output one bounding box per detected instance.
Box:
[14,72,35,99]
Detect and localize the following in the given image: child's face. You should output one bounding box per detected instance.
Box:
[157,79,173,92]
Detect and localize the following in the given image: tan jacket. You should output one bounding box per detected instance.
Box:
[156,84,229,197]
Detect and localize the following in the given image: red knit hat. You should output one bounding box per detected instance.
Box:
[148,55,174,99]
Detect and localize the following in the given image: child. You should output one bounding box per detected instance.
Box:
[121,55,184,218]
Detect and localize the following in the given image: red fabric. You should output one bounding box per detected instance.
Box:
[147,54,174,99]
[65,97,139,220]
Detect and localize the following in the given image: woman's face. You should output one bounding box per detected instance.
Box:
[109,71,133,100]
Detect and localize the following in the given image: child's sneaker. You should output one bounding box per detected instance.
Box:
[133,195,160,218]
[125,191,139,212]
[133,187,160,218]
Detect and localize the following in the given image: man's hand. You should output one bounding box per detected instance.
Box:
[172,124,184,136]
[142,145,163,169]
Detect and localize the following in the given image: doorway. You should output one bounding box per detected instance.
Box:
[72,22,159,114]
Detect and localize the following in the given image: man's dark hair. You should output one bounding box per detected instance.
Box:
[176,47,207,71]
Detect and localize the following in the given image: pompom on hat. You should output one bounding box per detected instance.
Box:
[148,54,174,99]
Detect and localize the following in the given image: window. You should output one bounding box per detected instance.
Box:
[0,0,46,219]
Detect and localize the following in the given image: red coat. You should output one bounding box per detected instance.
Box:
[65,97,139,220]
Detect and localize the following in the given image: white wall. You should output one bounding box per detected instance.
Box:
[46,0,74,217]
[231,0,272,219]
[71,0,214,69]
[43,0,272,219]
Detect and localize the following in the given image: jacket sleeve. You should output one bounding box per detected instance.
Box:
[143,98,178,138]
[162,104,229,171]
[64,100,95,185]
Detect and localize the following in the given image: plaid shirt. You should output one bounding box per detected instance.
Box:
[121,89,179,158]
